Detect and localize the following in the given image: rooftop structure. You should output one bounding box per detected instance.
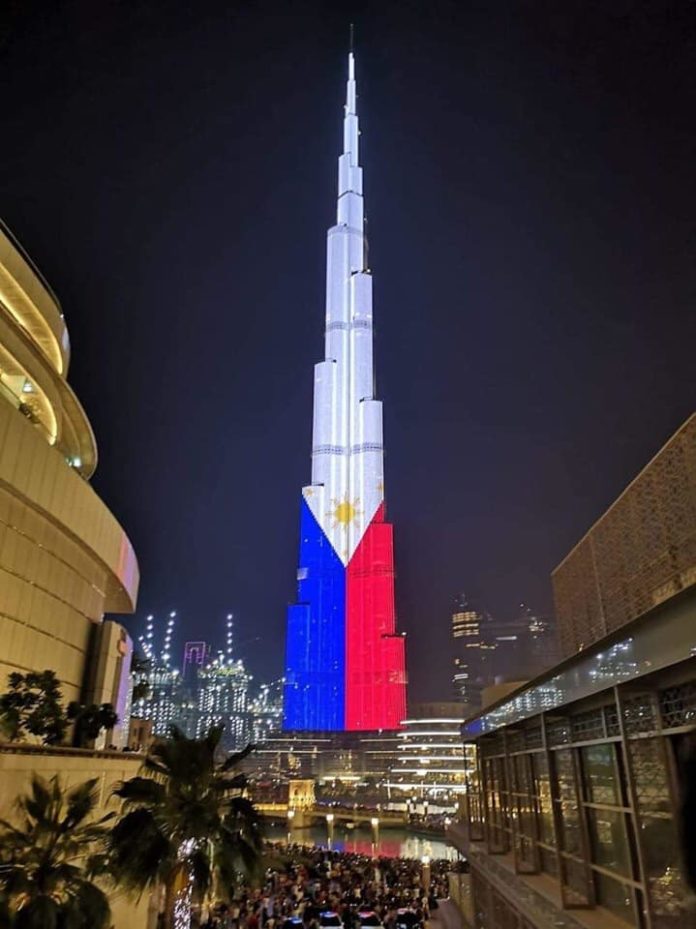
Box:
[553,413,696,659]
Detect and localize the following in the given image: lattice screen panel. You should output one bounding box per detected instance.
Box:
[553,415,696,659]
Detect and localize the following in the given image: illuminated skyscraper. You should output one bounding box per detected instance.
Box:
[283,51,407,731]
[197,657,251,751]
[133,613,182,736]
[451,594,494,707]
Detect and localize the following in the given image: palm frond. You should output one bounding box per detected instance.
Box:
[108,808,173,891]
[187,845,213,896]
[203,725,225,753]
[220,743,255,771]
[19,775,53,823]
[13,894,60,929]
[113,776,166,806]
[69,879,111,929]
[64,779,99,827]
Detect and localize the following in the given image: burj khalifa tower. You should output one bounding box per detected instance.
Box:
[283,51,407,731]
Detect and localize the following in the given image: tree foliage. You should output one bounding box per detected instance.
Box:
[131,681,150,703]
[0,672,67,745]
[67,702,119,748]
[0,775,113,929]
[109,726,262,929]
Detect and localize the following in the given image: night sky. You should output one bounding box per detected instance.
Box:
[2,1,695,701]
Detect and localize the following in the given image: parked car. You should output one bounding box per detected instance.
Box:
[395,909,422,929]
[282,918,304,929]
[320,913,343,928]
[358,911,382,928]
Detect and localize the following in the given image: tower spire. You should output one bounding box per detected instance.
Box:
[283,45,406,732]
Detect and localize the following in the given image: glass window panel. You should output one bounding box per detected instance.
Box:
[629,737,672,815]
[554,749,576,800]
[518,806,535,839]
[594,872,636,924]
[559,802,583,856]
[554,750,583,856]
[485,758,509,851]
[514,753,532,794]
[562,857,591,905]
[640,813,686,918]
[540,846,558,877]
[587,808,631,876]
[538,804,555,846]
[581,743,620,805]
[515,833,536,871]
[533,754,555,846]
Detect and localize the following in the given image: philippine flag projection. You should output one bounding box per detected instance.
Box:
[282,52,407,732]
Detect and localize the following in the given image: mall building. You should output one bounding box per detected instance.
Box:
[0,221,138,713]
[453,414,696,929]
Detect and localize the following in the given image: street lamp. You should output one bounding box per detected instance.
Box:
[326,812,335,850]
[421,855,431,891]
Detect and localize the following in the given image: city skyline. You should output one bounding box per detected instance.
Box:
[2,3,694,702]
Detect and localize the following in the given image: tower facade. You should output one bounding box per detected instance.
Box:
[283,53,407,731]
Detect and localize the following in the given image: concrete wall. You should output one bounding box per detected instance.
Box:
[0,401,138,701]
[0,744,155,929]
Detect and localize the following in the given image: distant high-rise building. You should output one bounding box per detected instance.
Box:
[519,603,559,675]
[451,595,495,707]
[133,613,184,737]
[248,679,284,744]
[133,663,182,737]
[282,50,407,731]
[196,657,251,751]
[451,595,558,709]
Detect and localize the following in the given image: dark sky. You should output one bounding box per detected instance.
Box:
[2,1,695,702]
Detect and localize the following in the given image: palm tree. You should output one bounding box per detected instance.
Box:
[109,726,262,929]
[0,775,113,928]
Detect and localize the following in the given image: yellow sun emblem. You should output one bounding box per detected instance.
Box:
[329,495,361,530]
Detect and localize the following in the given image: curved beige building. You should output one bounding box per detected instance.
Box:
[0,221,139,701]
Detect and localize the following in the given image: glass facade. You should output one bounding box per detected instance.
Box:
[464,588,696,738]
[457,660,696,928]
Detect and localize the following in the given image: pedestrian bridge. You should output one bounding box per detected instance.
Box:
[254,802,407,828]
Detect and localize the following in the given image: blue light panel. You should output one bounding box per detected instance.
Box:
[283,497,345,730]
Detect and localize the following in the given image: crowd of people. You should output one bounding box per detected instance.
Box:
[193,843,458,929]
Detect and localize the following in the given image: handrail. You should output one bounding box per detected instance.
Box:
[0,741,144,760]
[0,218,64,315]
